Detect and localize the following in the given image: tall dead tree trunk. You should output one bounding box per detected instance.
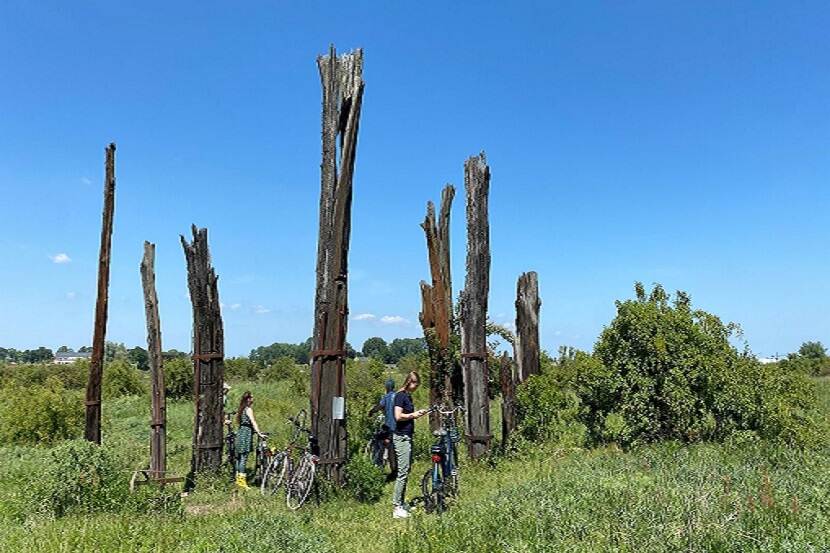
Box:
[85,142,116,445]
[499,352,517,449]
[419,185,456,430]
[310,45,364,484]
[460,152,492,460]
[181,226,225,478]
[514,271,541,383]
[141,241,166,479]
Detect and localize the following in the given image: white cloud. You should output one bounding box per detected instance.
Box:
[253,305,271,315]
[229,303,241,310]
[66,291,76,300]
[50,253,71,264]
[81,177,92,185]
[380,315,409,325]
[554,330,563,336]
[353,313,376,321]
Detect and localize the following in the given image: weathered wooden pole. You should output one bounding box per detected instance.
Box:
[514,271,541,383]
[310,45,364,484]
[460,152,492,460]
[141,241,166,479]
[499,352,517,449]
[419,185,456,430]
[181,226,225,477]
[84,142,116,444]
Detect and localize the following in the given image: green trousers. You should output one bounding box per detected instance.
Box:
[392,434,413,507]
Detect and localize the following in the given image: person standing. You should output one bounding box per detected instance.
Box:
[234,391,265,489]
[392,372,428,519]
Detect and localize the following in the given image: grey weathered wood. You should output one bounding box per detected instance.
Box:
[419,185,457,429]
[141,241,166,479]
[515,271,541,382]
[85,143,116,444]
[310,45,364,484]
[499,352,517,449]
[460,152,492,460]
[181,226,225,476]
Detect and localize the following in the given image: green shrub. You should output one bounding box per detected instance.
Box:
[344,454,385,502]
[225,357,259,380]
[0,377,83,444]
[261,356,301,382]
[27,440,127,517]
[0,361,87,389]
[165,356,193,399]
[103,359,147,398]
[345,358,386,449]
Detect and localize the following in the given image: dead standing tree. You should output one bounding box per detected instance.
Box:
[310,46,364,484]
[514,271,541,383]
[419,185,457,430]
[141,241,166,480]
[460,153,492,460]
[85,143,116,444]
[181,226,225,478]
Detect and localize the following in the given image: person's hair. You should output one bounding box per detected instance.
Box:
[235,391,252,425]
[385,378,395,393]
[398,372,420,392]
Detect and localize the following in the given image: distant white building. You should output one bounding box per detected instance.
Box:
[54,350,92,365]
[758,356,781,365]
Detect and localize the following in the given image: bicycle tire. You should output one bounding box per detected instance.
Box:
[420,469,445,514]
[286,454,316,510]
[261,451,289,496]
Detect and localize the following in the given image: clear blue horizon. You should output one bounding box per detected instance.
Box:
[1,2,828,358]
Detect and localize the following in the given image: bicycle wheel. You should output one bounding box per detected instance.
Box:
[286,454,316,510]
[261,451,289,496]
[420,469,445,514]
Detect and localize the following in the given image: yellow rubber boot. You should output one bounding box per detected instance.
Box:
[236,472,250,490]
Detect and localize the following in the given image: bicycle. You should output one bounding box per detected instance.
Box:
[420,404,464,514]
[224,410,237,480]
[252,432,272,486]
[363,413,394,471]
[285,415,319,510]
[261,409,307,497]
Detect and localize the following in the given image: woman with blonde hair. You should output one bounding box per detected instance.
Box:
[391,371,428,519]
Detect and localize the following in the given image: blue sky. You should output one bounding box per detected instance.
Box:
[0,2,828,357]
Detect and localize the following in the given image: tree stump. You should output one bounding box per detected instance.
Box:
[181,226,225,477]
[515,271,541,383]
[85,142,116,445]
[460,152,492,460]
[310,45,364,484]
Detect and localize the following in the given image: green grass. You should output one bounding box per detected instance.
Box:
[1,377,829,552]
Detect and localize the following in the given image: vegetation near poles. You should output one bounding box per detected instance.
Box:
[514,271,541,383]
[460,153,492,459]
[85,142,116,445]
[310,45,364,484]
[181,226,225,478]
[141,241,166,480]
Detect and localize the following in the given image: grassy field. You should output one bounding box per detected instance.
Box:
[1,377,828,552]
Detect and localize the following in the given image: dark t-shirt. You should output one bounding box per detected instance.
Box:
[393,392,415,437]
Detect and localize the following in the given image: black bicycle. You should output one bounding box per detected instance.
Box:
[252,432,272,486]
[224,410,237,480]
[420,404,463,514]
[260,409,319,510]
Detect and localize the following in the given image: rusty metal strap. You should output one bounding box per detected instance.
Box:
[85,400,101,406]
[310,350,346,360]
[192,352,223,361]
[465,433,493,443]
[316,457,347,465]
[461,352,488,361]
[195,443,222,449]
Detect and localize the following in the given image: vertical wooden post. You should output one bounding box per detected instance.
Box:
[181,226,225,476]
[460,152,492,460]
[310,45,364,484]
[419,185,456,430]
[515,271,541,383]
[499,352,517,449]
[85,142,116,444]
[141,241,166,479]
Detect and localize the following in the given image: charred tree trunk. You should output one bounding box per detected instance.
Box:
[181,226,225,478]
[85,143,116,445]
[310,46,364,484]
[515,271,541,383]
[460,153,492,460]
[499,352,517,449]
[419,185,456,430]
[141,241,166,479]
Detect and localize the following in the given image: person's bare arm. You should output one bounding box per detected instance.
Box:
[395,406,427,421]
[246,407,264,436]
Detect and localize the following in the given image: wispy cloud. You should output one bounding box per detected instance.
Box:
[253,305,271,315]
[380,315,409,325]
[353,313,376,321]
[50,253,71,264]
[66,291,77,300]
[229,303,241,311]
[81,177,92,185]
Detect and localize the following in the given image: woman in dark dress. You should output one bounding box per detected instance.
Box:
[234,391,264,489]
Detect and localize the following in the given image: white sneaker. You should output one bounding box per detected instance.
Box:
[392,506,411,519]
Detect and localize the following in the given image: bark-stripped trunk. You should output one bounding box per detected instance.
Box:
[515,271,541,383]
[181,226,225,477]
[141,241,166,479]
[419,185,456,430]
[85,143,116,444]
[499,352,517,449]
[310,46,364,484]
[460,153,492,460]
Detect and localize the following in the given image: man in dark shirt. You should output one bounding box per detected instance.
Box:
[391,372,428,519]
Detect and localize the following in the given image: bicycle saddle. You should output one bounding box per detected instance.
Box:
[432,429,448,437]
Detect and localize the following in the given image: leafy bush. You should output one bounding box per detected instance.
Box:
[261,356,301,381]
[165,356,193,399]
[345,358,386,449]
[225,357,259,380]
[103,359,147,398]
[0,361,87,389]
[778,341,830,376]
[344,454,385,502]
[0,377,83,444]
